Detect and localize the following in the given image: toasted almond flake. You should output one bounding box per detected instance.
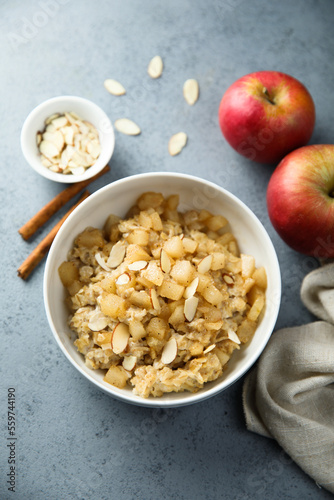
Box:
[184,277,199,299]
[197,254,212,274]
[147,55,163,79]
[95,252,111,271]
[183,79,199,105]
[39,140,59,158]
[168,132,187,156]
[114,118,141,136]
[122,355,136,371]
[203,344,216,354]
[116,273,131,285]
[160,249,171,273]
[88,311,109,331]
[111,323,130,354]
[184,295,199,322]
[128,260,148,271]
[150,288,161,311]
[104,78,126,96]
[36,132,42,146]
[107,242,126,268]
[161,337,177,364]
[227,330,241,345]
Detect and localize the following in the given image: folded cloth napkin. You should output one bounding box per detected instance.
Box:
[243,263,334,494]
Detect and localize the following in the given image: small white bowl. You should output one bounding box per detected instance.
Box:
[21,96,115,183]
[44,173,281,407]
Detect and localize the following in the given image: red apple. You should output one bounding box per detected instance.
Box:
[267,145,334,257]
[218,71,316,164]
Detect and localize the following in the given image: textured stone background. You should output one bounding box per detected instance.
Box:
[1,0,334,498]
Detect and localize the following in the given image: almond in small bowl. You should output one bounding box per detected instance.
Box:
[21,96,115,183]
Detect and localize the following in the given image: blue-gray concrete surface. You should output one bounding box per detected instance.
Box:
[1,0,333,498]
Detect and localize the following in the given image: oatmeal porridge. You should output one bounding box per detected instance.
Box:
[58,192,267,398]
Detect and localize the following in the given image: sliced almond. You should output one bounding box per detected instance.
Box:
[45,112,60,125]
[42,130,64,152]
[197,255,213,274]
[36,132,42,146]
[107,242,126,268]
[128,260,148,271]
[63,126,74,145]
[184,277,199,299]
[122,355,136,371]
[87,141,101,159]
[184,296,199,322]
[41,156,52,167]
[227,330,241,345]
[150,288,161,311]
[116,273,131,285]
[51,116,68,129]
[69,111,81,121]
[70,166,86,176]
[168,132,187,156]
[114,118,141,136]
[39,140,59,159]
[88,311,109,331]
[111,323,130,354]
[104,79,126,96]
[161,337,177,364]
[95,253,111,271]
[147,55,163,79]
[223,274,234,286]
[160,249,171,273]
[203,344,216,354]
[183,79,199,105]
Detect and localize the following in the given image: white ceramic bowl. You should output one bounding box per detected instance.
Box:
[21,95,115,183]
[44,173,281,407]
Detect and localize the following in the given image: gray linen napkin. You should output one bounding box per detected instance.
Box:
[243,263,334,494]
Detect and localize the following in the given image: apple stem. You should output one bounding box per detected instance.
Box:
[263,87,275,105]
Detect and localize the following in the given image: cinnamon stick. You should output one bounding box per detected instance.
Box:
[18,190,90,280]
[18,164,110,240]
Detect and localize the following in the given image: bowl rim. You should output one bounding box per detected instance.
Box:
[44,172,281,407]
[20,95,115,184]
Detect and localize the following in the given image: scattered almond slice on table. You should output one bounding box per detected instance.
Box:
[168,132,188,156]
[104,79,126,96]
[114,118,141,136]
[183,79,199,105]
[147,55,163,79]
